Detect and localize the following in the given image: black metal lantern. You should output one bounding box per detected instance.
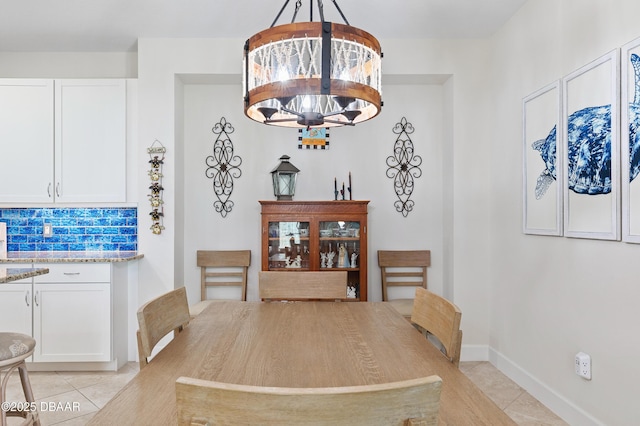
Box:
[271,155,300,200]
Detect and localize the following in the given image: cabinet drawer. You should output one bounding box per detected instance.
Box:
[34,263,110,283]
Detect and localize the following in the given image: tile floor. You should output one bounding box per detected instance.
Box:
[4,361,568,425]
[459,362,568,425]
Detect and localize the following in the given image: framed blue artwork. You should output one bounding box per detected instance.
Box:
[522,80,563,236]
[621,37,640,243]
[562,49,620,240]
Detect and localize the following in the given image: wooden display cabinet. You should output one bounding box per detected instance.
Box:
[260,200,369,301]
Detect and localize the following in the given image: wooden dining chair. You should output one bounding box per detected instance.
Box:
[411,287,463,367]
[378,250,431,319]
[136,286,190,369]
[176,375,442,426]
[258,271,347,301]
[189,250,251,316]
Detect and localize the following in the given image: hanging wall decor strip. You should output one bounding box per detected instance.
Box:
[147,140,166,234]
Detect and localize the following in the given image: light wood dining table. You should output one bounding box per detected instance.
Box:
[89,301,515,425]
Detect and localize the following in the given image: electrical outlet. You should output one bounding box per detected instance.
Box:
[43,223,52,238]
[575,352,591,380]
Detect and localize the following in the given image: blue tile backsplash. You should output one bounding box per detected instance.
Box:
[0,208,137,252]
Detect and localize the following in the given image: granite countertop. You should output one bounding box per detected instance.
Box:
[0,251,144,263]
[0,267,49,283]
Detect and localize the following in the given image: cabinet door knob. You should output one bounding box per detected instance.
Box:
[63,272,81,276]
[35,291,39,307]
[25,290,30,307]
[55,182,61,197]
[47,183,52,198]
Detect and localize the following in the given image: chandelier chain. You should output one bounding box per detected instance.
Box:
[292,0,302,23]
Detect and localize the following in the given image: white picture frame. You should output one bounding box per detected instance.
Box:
[621,37,640,243]
[562,49,620,240]
[522,80,563,236]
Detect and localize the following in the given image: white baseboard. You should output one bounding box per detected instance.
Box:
[488,348,604,426]
[460,344,490,361]
[28,360,118,372]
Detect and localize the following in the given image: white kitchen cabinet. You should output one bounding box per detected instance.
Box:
[0,79,127,203]
[0,282,32,336]
[54,80,126,202]
[33,282,111,362]
[0,79,54,203]
[32,263,111,363]
[0,260,134,371]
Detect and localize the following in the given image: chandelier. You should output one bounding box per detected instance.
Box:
[243,0,383,128]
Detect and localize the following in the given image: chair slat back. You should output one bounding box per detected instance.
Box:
[411,287,463,367]
[258,271,347,301]
[176,375,442,426]
[197,250,251,301]
[378,250,430,301]
[136,286,190,369]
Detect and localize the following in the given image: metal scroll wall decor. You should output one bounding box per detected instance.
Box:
[205,117,242,218]
[147,140,166,234]
[386,117,423,217]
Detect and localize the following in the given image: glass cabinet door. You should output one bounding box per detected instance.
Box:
[319,220,361,299]
[267,221,310,270]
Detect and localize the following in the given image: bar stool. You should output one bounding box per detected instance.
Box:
[0,332,39,426]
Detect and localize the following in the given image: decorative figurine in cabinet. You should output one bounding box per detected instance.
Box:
[260,200,369,301]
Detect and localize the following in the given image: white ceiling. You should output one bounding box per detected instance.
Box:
[0,0,527,52]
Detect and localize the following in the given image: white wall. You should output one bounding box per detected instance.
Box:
[488,1,640,425]
[180,81,445,302]
[134,37,496,359]
[0,52,137,78]
[136,39,241,306]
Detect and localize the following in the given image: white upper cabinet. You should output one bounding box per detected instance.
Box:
[0,79,54,202]
[54,80,126,202]
[0,79,127,203]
